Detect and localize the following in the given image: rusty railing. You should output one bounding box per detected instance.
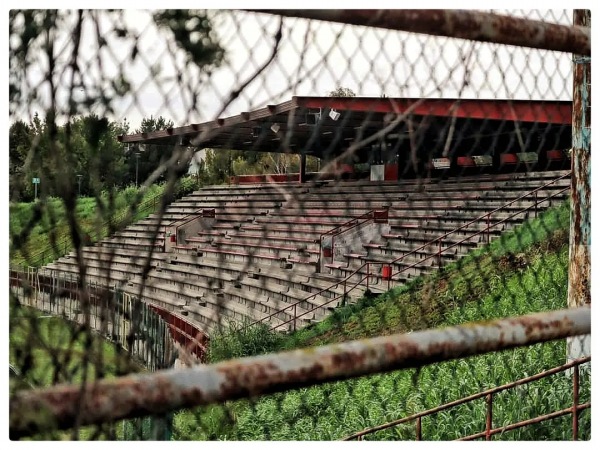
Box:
[9,305,590,438]
[343,356,590,441]
[254,10,590,56]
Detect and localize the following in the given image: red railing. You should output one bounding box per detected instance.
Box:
[384,172,570,289]
[319,209,388,262]
[343,356,590,441]
[250,261,375,332]
[248,172,570,332]
[148,304,209,362]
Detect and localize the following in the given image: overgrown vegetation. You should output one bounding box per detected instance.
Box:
[172,201,590,440]
[9,176,199,267]
[9,303,147,440]
[9,307,141,390]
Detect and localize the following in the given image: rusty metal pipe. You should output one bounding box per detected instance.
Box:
[572,364,580,440]
[251,10,590,56]
[10,306,590,438]
[485,394,493,441]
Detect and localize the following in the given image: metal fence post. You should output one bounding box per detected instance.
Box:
[567,9,591,363]
[485,393,493,441]
[572,364,580,440]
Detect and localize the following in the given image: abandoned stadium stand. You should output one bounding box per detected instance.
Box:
[40,168,570,336]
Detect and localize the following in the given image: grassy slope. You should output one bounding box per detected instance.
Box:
[10,177,198,267]
[173,201,591,440]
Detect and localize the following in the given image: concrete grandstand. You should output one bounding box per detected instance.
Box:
[39,96,572,360]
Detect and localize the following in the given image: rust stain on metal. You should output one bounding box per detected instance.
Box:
[252,9,590,55]
[569,9,591,310]
[10,307,590,438]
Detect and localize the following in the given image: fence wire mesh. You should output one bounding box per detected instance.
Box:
[8,9,591,441]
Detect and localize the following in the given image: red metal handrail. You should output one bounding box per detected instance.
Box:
[247,172,570,333]
[387,171,571,268]
[248,258,377,331]
[343,356,590,441]
[148,304,209,362]
[172,208,207,245]
[386,183,570,289]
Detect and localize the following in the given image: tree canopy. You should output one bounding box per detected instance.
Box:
[329,87,356,97]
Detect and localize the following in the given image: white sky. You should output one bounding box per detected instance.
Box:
[5,4,583,131]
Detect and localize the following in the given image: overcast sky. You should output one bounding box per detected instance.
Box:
[6,4,579,132]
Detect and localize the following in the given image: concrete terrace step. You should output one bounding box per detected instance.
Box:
[253,216,348,227]
[53,255,141,277]
[123,281,273,332]
[159,253,343,302]
[191,246,319,270]
[361,247,460,268]
[342,248,455,269]
[195,232,320,247]
[160,252,315,278]
[187,237,320,255]
[40,262,131,286]
[166,205,283,217]
[389,221,507,235]
[240,223,333,235]
[377,235,481,254]
[272,208,371,217]
[381,229,484,244]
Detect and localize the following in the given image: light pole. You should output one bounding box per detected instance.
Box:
[135,152,141,187]
[76,174,83,197]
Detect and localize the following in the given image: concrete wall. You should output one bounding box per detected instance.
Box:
[165,212,216,252]
[331,222,390,263]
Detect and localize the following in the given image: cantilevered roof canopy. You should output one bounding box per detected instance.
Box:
[118,96,571,157]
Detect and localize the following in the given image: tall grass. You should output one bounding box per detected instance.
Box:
[9,176,199,267]
[172,202,588,440]
[207,320,284,363]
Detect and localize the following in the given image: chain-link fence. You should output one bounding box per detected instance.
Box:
[8,9,591,440]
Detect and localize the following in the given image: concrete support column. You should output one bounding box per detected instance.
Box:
[299,153,307,183]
